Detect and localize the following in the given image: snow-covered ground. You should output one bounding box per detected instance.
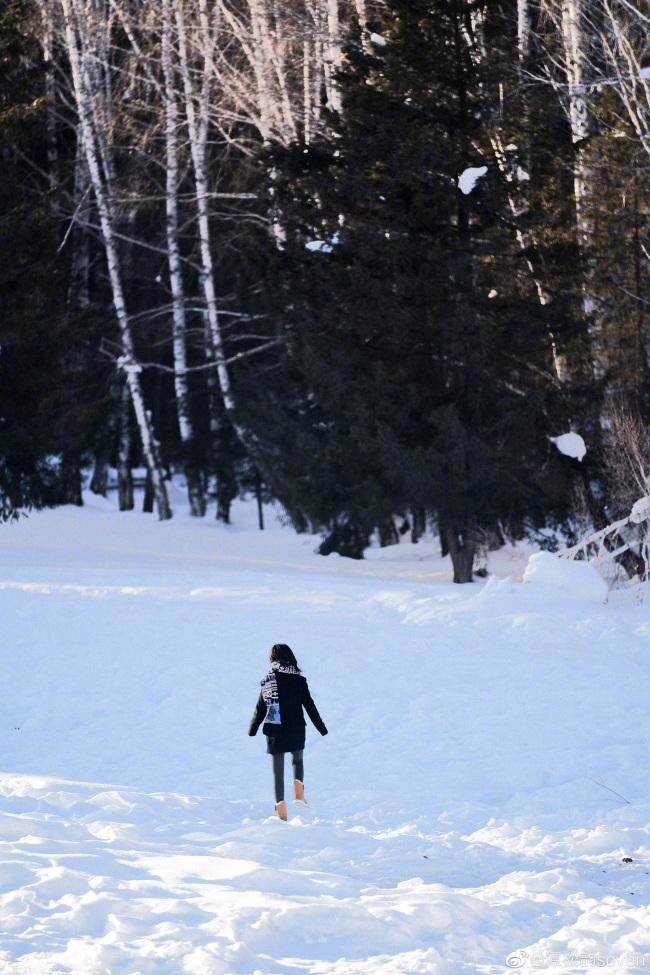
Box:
[0,488,649,974]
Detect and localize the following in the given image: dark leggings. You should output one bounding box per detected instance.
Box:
[271,750,304,803]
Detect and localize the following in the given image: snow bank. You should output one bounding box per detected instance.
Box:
[523,550,608,603]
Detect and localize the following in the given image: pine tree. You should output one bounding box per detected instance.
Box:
[0,0,114,519]
[259,0,589,580]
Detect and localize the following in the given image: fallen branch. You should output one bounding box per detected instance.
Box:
[586,776,630,804]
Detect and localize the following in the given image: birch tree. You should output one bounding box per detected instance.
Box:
[593,0,650,160]
[24,0,378,526]
[560,0,595,314]
[536,0,650,402]
[161,0,206,516]
[55,0,172,519]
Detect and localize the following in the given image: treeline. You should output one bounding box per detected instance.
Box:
[1,0,649,581]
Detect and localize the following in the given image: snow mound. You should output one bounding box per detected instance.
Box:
[550,432,587,461]
[523,551,608,603]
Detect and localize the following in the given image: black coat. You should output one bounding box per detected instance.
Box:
[248,670,328,754]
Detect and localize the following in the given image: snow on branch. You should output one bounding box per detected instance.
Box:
[556,495,650,573]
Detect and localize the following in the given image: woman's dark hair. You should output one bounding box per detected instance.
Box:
[270,643,301,671]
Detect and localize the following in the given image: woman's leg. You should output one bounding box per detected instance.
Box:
[290,750,307,805]
[291,749,304,784]
[271,752,285,803]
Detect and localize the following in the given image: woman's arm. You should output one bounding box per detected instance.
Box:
[302,681,328,736]
[248,692,267,736]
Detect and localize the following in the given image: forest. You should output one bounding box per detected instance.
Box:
[1,0,650,582]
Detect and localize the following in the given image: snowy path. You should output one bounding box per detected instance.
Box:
[0,496,649,973]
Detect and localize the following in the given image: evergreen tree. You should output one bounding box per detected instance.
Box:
[255,0,590,579]
[587,107,650,420]
[0,1,113,519]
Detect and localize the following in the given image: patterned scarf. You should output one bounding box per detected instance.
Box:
[260,661,301,736]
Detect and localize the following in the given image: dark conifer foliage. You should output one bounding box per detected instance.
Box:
[587,110,650,419]
[253,1,590,579]
[0,1,114,518]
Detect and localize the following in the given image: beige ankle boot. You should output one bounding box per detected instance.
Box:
[293,780,309,807]
[275,801,287,821]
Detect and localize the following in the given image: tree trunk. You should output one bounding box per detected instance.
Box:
[60,453,83,506]
[216,472,237,523]
[411,507,426,544]
[518,0,531,60]
[117,379,134,511]
[89,445,110,496]
[353,0,367,29]
[162,0,205,517]
[174,2,236,414]
[42,11,60,212]
[213,414,237,524]
[203,340,238,524]
[378,516,399,547]
[143,470,155,513]
[442,526,475,583]
[561,0,596,321]
[318,520,369,559]
[324,0,342,112]
[255,467,264,530]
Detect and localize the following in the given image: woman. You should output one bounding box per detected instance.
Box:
[249,643,328,821]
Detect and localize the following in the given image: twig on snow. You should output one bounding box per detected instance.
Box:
[586,776,631,804]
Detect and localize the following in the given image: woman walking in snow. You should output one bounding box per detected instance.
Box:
[249,643,328,821]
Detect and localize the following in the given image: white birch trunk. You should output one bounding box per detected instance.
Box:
[561,0,596,318]
[303,38,312,143]
[162,0,205,517]
[518,0,532,60]
[353,0,367,28]
[174,0,234,414]
[323,0,342,111]
[59,0,172,520]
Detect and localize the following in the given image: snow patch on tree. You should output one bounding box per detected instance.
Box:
[458,166,487,194]
[550,432,587,461]
[306,232,340,253]
[630,496,650,524]
[306,240,333,253]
